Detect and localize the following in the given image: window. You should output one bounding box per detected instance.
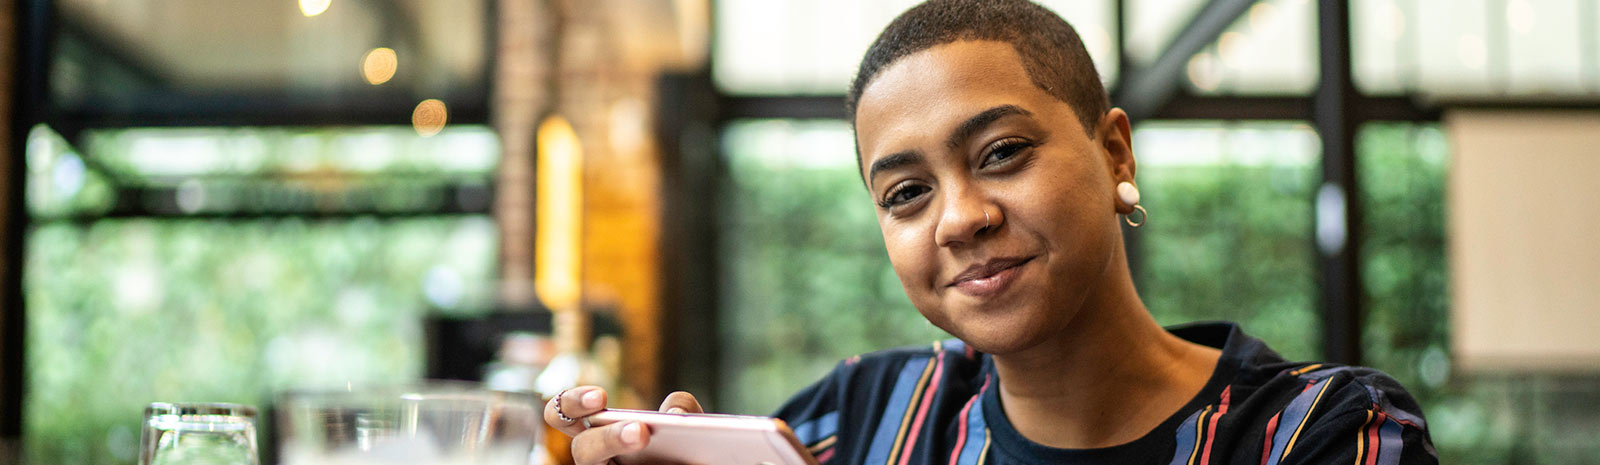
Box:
[1353,0,1600,96]
[22,126,498,464]
[1167,0,1319,95]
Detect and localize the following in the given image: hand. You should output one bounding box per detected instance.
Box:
[544,387,705,465]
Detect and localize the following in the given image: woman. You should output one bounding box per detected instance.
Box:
[545,1,1436,464]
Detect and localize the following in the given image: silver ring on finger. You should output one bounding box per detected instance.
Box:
[555,389,576,424]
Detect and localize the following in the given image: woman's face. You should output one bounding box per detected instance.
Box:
[854,40,1134,355]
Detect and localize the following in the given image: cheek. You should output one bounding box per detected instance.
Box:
[880,220,941,302]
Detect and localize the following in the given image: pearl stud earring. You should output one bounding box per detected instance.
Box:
[1117,181,1147,228]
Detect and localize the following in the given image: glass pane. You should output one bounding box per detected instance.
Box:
[1184,0,1318,95]
[1355,0,1594,96]
[1132,121,1321,361]
[23,217,497,464]
[718,119,947,414]
[713,0,1118,95]
[1126,0,1210,66]
[1352,0,1413,94]
[1358,123,1600,463]
[1504,0,1586,93]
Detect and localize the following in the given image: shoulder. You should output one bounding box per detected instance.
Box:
[1231,362,1437,464]
[1202,323,1429,432]
[1246,362,1428,430]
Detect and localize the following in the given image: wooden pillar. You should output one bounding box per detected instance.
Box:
[493,0,556,307]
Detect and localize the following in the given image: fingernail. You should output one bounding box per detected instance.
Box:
[582,390,604,409]
[667,407,686,414]
[621,422,642,445]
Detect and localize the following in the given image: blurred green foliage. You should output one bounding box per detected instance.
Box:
[22,126,498,464]
[719,120,947,414]
[1135,122,1321,362]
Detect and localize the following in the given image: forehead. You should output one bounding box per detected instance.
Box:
[854,41,1068,164]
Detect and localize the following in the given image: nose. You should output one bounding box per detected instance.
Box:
[933,184,999,248]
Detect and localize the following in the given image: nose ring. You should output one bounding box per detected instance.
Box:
[984,210,992,230]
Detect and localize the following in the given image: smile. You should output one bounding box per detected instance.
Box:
[948,256,1034,298]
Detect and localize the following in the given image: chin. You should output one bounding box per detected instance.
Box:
[936,308,1060,356]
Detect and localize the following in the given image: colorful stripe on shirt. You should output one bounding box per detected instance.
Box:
[895,342,948,465]
[1167,406,1207,465]
[1168,385,1233,465]
[1263,378,1333,465]
[795,411,840,461]
[866,342,948,465]
[947,374,992,465]
[1353,407,1405,465]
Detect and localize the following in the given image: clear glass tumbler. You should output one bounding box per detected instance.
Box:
[140,402,260,465]
[276,382,542,465]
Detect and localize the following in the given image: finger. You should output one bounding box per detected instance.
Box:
[657,391,704,414]
[571,420,650,465]
[544,386,609,438]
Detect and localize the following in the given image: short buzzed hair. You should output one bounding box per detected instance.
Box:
[847,0,1110,137]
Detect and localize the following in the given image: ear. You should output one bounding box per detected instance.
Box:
[1095,108,1137,213]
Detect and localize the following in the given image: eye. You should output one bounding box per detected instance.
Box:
[878,183,930,209]
[980,138,1032,168]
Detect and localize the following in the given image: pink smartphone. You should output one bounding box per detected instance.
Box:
[584,409,821,465]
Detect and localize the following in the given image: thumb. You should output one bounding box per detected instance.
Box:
[657,391,704,414]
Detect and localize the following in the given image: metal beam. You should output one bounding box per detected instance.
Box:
[47,89,491,132]
[722,95,847,120]
[1313,0,1362,365]
[4,0,52,447]
[1114,0,1257,121]
[56,13,170,88]
[715,94,1481,123]
[655,72,725,406]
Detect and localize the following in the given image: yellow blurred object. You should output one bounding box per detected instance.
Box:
[544,407,576,465]
[535,115,584,311]
[412,99,448,137]
[362,47,398,85]
[298,0,331,17]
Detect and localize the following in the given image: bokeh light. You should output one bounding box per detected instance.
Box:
[299,0,331,17]
[362,47,398,85]
[411,99,448,137]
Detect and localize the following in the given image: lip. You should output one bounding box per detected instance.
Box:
[948,256,1034,297]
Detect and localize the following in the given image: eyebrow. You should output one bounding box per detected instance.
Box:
[946,104,1033,149]
[867,150,923,186]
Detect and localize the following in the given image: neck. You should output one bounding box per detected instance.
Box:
[991,245,1220,449]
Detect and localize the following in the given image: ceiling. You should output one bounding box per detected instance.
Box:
[55,0,489,94]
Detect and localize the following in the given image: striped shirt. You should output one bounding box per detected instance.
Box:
[773,322,1437,465]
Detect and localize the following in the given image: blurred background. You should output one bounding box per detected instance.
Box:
[2,0,1599,463]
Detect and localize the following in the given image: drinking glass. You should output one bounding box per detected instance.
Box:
[140,402,260,465]
[277,382,542,465]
